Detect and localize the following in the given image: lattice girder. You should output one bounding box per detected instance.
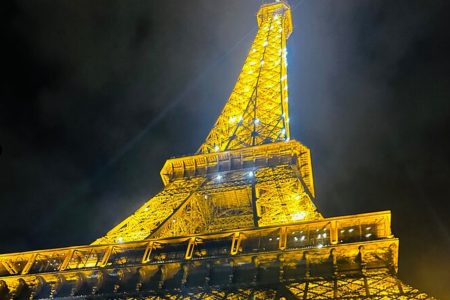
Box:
[198,2,291,153]
[0,1,434,298]
[94,140,319,244]
[93,177,206,245]
[0,212,432,298]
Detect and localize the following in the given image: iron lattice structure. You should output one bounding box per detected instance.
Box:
[198,2,292,153]
[0,2,434,299]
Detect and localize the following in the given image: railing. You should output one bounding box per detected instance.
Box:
[0,211,392,278]
[160,140,311,185]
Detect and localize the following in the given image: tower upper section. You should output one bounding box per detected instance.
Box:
[90,1,320,246]
[198,1,293,153]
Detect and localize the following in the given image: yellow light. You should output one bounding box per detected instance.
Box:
[291,212,306,221]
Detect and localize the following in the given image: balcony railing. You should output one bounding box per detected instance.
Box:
[0,210,392,277]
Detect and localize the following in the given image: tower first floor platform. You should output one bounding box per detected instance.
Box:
[0,211,432,299]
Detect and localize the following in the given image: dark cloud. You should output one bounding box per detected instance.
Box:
[0,0,449,297]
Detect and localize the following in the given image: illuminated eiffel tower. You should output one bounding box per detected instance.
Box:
[0,2,433,299]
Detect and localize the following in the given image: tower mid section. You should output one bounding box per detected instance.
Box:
[92,1,321,246]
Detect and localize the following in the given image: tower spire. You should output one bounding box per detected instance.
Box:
[198,2,293,153]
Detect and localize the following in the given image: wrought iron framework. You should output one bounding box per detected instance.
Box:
[198,2,292,153]
[0,212,430,299]
[0,1,433,299]
[93,140,320,245]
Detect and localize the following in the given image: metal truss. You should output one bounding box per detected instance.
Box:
[0,211,432,298]
[94,140,320,245]
[92,177,206,244]
[284,273,432,299]
[198,2,292,154]
[69,276,431,300]
[255,165,321,226]
[0,1,434,299]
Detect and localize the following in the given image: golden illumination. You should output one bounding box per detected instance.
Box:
[0,2,433,299]
[199,2,292,153]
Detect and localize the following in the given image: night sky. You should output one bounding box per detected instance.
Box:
[1,0,449,298]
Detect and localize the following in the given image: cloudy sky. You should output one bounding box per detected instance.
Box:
[1,0,449,297]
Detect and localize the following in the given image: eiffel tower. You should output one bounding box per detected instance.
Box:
[0,1,434,299]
